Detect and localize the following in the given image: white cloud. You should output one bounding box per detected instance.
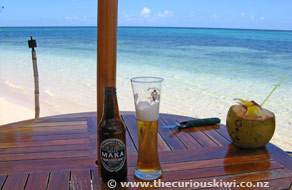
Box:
[121,12,129,18]
[157,10,174,18]
[64,16,91,24]
[65,16,79,20]
[240,12,245,16]
[209,14,217,19]
[250,15,254,20]
[119,12,138,23]
[260,16,265,21]
[141,7,151,17]
[164,10,173,17]
[65,16,88,21]
[188,14,199,22]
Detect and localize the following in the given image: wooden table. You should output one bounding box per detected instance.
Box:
[0,112,291,189]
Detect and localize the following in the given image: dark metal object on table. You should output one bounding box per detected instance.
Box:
[164,117,221,129]
[28,36,40,118]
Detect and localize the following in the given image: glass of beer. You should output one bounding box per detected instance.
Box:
[131,76,163,180]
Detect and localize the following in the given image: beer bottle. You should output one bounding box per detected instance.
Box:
[98,87,127,182]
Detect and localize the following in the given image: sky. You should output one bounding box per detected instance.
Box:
[0,0,292,30]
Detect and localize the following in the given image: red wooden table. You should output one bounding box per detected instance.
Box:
[0,112,291,189]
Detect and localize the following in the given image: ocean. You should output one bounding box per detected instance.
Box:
[0,27,291,150]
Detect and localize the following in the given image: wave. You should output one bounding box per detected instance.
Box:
[45,89,57,97]
[5,81,25,91]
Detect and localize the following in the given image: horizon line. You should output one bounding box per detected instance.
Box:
[0,25,292,32]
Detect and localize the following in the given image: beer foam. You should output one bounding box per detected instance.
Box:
[136,101,159,121]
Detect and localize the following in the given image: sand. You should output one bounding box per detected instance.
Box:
[0,97,34,125]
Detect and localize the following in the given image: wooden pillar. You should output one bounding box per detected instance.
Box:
[28,37,40,119]
[32,49,40,118]
[97,0,118,123]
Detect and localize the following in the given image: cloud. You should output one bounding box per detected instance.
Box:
[157,10,174,18]
[163,10,173,17]
[121,12,129,18]
[141,7,151,17]
[120,7,174,25]
[209,14,217,19]
[65,16,88,21]
[250,15,254,21]
[260,16,265,21]
[65,16,79,20]
[119,12,138,23]
[240,12,245,16]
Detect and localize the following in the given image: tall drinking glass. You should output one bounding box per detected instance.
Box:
[131,77,163,180]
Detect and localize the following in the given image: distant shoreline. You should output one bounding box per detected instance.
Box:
[0,25,292,32]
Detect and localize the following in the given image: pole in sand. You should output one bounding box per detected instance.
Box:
[28,36,40,118]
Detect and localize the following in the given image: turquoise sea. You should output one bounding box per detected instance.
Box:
[0,27,291,150]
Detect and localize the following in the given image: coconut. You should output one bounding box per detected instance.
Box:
[226,105,275,149]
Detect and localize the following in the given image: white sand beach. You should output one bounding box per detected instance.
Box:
[0,97,34,125]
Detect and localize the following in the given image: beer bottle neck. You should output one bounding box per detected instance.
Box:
[102,87,120,119]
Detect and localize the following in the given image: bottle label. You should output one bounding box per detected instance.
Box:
[100,138,126,172]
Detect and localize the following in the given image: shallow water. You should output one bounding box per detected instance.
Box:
[0,27,291,150]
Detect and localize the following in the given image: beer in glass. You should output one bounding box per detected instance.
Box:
[131,77,163,180]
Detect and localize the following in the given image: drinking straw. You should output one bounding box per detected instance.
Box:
[261,76,287,107]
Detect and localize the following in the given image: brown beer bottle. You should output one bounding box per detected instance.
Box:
[98,87,127,182]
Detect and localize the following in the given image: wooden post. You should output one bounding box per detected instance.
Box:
[97,0,118,123]
[28,37,40,118]
[32,49,40,118]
